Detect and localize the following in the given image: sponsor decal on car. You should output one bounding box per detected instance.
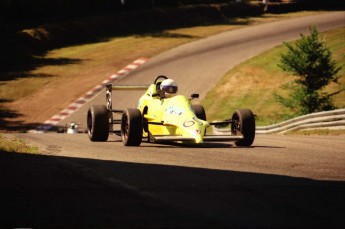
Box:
[165,105,183,116]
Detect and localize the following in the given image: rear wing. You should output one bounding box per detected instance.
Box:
[106,83,149,111]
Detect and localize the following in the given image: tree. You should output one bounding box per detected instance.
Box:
[276,26,342,115]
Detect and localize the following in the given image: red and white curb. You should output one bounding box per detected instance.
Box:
[29,57,148,133]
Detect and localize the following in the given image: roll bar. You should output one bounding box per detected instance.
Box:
[106,83,149,110]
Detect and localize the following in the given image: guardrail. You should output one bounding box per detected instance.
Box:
[213,109,345,134]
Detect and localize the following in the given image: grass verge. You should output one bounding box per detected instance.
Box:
[0,134,38,153]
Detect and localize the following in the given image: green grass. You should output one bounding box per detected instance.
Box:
[323,27,345,106]
[202,27,345,126]
[0,134,38,153]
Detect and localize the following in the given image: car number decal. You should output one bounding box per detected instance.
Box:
[183,117,204,128]
[193,116,203,125]
[183,120,195,127]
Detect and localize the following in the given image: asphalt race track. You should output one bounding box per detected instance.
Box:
[2,133,345,227]
[2,12,345,228]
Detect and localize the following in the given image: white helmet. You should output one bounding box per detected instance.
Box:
[160,79,178,98]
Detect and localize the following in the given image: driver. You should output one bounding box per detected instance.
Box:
[160,79,178,98]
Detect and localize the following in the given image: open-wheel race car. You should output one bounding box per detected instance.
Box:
[87,75,255,146]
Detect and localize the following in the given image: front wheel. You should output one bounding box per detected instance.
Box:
[192,104,206,121]
[87,105,109,141]
[231,109,255,146]
[121,108,143,146]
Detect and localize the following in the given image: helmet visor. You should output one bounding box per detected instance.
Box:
[162,85,178,93]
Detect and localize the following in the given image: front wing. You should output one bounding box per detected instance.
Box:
[151,134,244,143]
[147,120,243,143]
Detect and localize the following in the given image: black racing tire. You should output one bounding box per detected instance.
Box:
[87,105,109,141]
[192,104,206,121]
[231,109,255,146]
[121,108,143,146]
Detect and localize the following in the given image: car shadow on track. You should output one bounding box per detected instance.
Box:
[135,141,285,149]
[1,149,344,228]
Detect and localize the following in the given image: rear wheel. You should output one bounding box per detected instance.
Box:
[192,104,206,121]
[87,105,109,141]
[121,108,143,146]
[231,109,255,146]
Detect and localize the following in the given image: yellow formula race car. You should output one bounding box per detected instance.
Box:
[87,75,255,146]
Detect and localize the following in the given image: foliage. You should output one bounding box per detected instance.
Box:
[276,26,342,115]
[203,27,344,126]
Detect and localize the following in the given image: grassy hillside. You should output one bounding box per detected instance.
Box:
[202,27,345,126]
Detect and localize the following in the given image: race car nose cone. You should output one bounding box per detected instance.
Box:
[194,134,203,144]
